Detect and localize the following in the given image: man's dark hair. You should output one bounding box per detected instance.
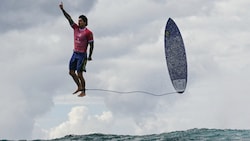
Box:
[79,15,88,26]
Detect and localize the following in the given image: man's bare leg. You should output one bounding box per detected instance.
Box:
[77,72,86,97]
[69,70,83,94]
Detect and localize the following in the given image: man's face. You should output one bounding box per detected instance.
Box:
[78,18,85,28]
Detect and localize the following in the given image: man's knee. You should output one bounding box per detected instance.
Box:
[69,70,76,77]
[77,71,83,77]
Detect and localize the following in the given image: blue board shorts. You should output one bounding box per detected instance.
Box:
[69,52,87,72]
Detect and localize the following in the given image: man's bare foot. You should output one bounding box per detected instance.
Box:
[78,91,86,97]
[73,87,83,94]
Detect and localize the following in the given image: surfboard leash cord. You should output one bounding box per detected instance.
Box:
[85,88,178,96]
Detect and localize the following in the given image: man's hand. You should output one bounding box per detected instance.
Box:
[88,57,92,61]
[59,2,63,10]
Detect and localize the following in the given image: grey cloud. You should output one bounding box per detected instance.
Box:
[0,0,97,33]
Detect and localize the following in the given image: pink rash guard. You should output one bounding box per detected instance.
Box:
[71,23,93,53]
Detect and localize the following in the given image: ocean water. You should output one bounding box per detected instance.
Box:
[37,128,250,141]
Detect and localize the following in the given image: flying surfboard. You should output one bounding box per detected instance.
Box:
[164,18,187,94]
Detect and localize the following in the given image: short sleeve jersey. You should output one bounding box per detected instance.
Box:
[71,23,93,53]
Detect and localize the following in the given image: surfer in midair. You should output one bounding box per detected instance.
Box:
[59,2,94,97]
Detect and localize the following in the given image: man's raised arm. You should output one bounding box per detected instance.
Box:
[59,2,74,25]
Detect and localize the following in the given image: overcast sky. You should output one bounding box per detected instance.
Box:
[1,0,250,140]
